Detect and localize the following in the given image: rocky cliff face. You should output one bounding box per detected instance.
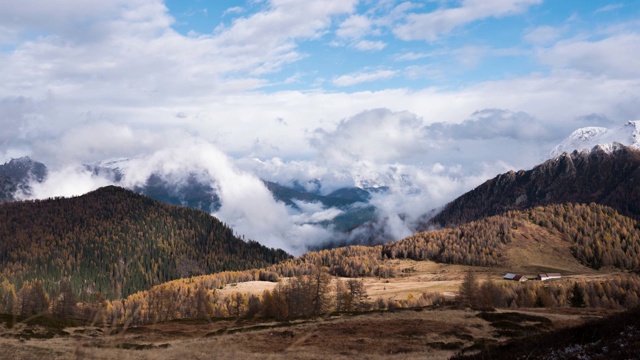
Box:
[427,143,640,228]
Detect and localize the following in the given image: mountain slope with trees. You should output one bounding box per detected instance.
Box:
[0,186,290,299]
[427,144,640,228]
[394,203,640,271]
[93,201,640,325]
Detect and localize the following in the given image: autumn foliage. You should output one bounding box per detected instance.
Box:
[0,186,290,299]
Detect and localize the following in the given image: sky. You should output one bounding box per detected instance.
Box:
[1,0,639,253]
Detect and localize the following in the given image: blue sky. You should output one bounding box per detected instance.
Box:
[0,1,639,250]
[157,0,640,92]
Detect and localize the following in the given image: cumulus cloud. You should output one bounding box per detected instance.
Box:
[308,108,559,170]
[0,0,155,44]
[336,14,372,39]
[311,108,428,164]
[393,0,543,41]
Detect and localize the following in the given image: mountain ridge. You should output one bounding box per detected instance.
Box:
[550,120,640,157]
[426,143,640,229]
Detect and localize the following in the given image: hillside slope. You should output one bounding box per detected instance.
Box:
[388,203,640,271]
[427,144,640,228]
[0,186,290,298]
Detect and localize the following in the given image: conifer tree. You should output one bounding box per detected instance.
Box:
[458,269,478,308]
[570,283,586,308]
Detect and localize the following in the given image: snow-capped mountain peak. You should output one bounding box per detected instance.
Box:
[549,121,640,158]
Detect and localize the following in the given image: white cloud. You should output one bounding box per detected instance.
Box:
[336,14,372,39]
[290,200,344,223]
[311,108,428,164]
[353,40,387,51]
[332,69,397,87]
[595,3,624,14]
[222,6,245,17]
[21,165,113,199]
[0,0,155,44]
[538,34,640,78]
[393,0,542,41]
[394,52,429,61]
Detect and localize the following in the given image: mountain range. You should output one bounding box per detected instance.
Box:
[2,121,639,249]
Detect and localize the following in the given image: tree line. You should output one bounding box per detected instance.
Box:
[458,271,640,310]
[3,268,639,327]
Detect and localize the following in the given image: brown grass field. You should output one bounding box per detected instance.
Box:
[0,305,619,360]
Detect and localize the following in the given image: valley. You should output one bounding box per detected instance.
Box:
[0,257,631,360]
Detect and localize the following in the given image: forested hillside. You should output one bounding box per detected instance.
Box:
[96,199,640,325]
[117,202,640,313]
[1,199,639,323]
[428,144,640,228]
[392,203,640,270]
[0,186,290,299]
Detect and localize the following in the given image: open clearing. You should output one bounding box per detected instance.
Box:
[220,255,620,303]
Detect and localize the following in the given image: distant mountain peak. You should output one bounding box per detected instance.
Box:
[551,120,640,158]
[7,155,33,163]
[0,157,44,200]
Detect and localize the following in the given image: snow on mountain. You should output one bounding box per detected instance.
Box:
[550,121,640,158]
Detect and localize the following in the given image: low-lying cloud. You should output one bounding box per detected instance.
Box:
[12,105,637,255]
